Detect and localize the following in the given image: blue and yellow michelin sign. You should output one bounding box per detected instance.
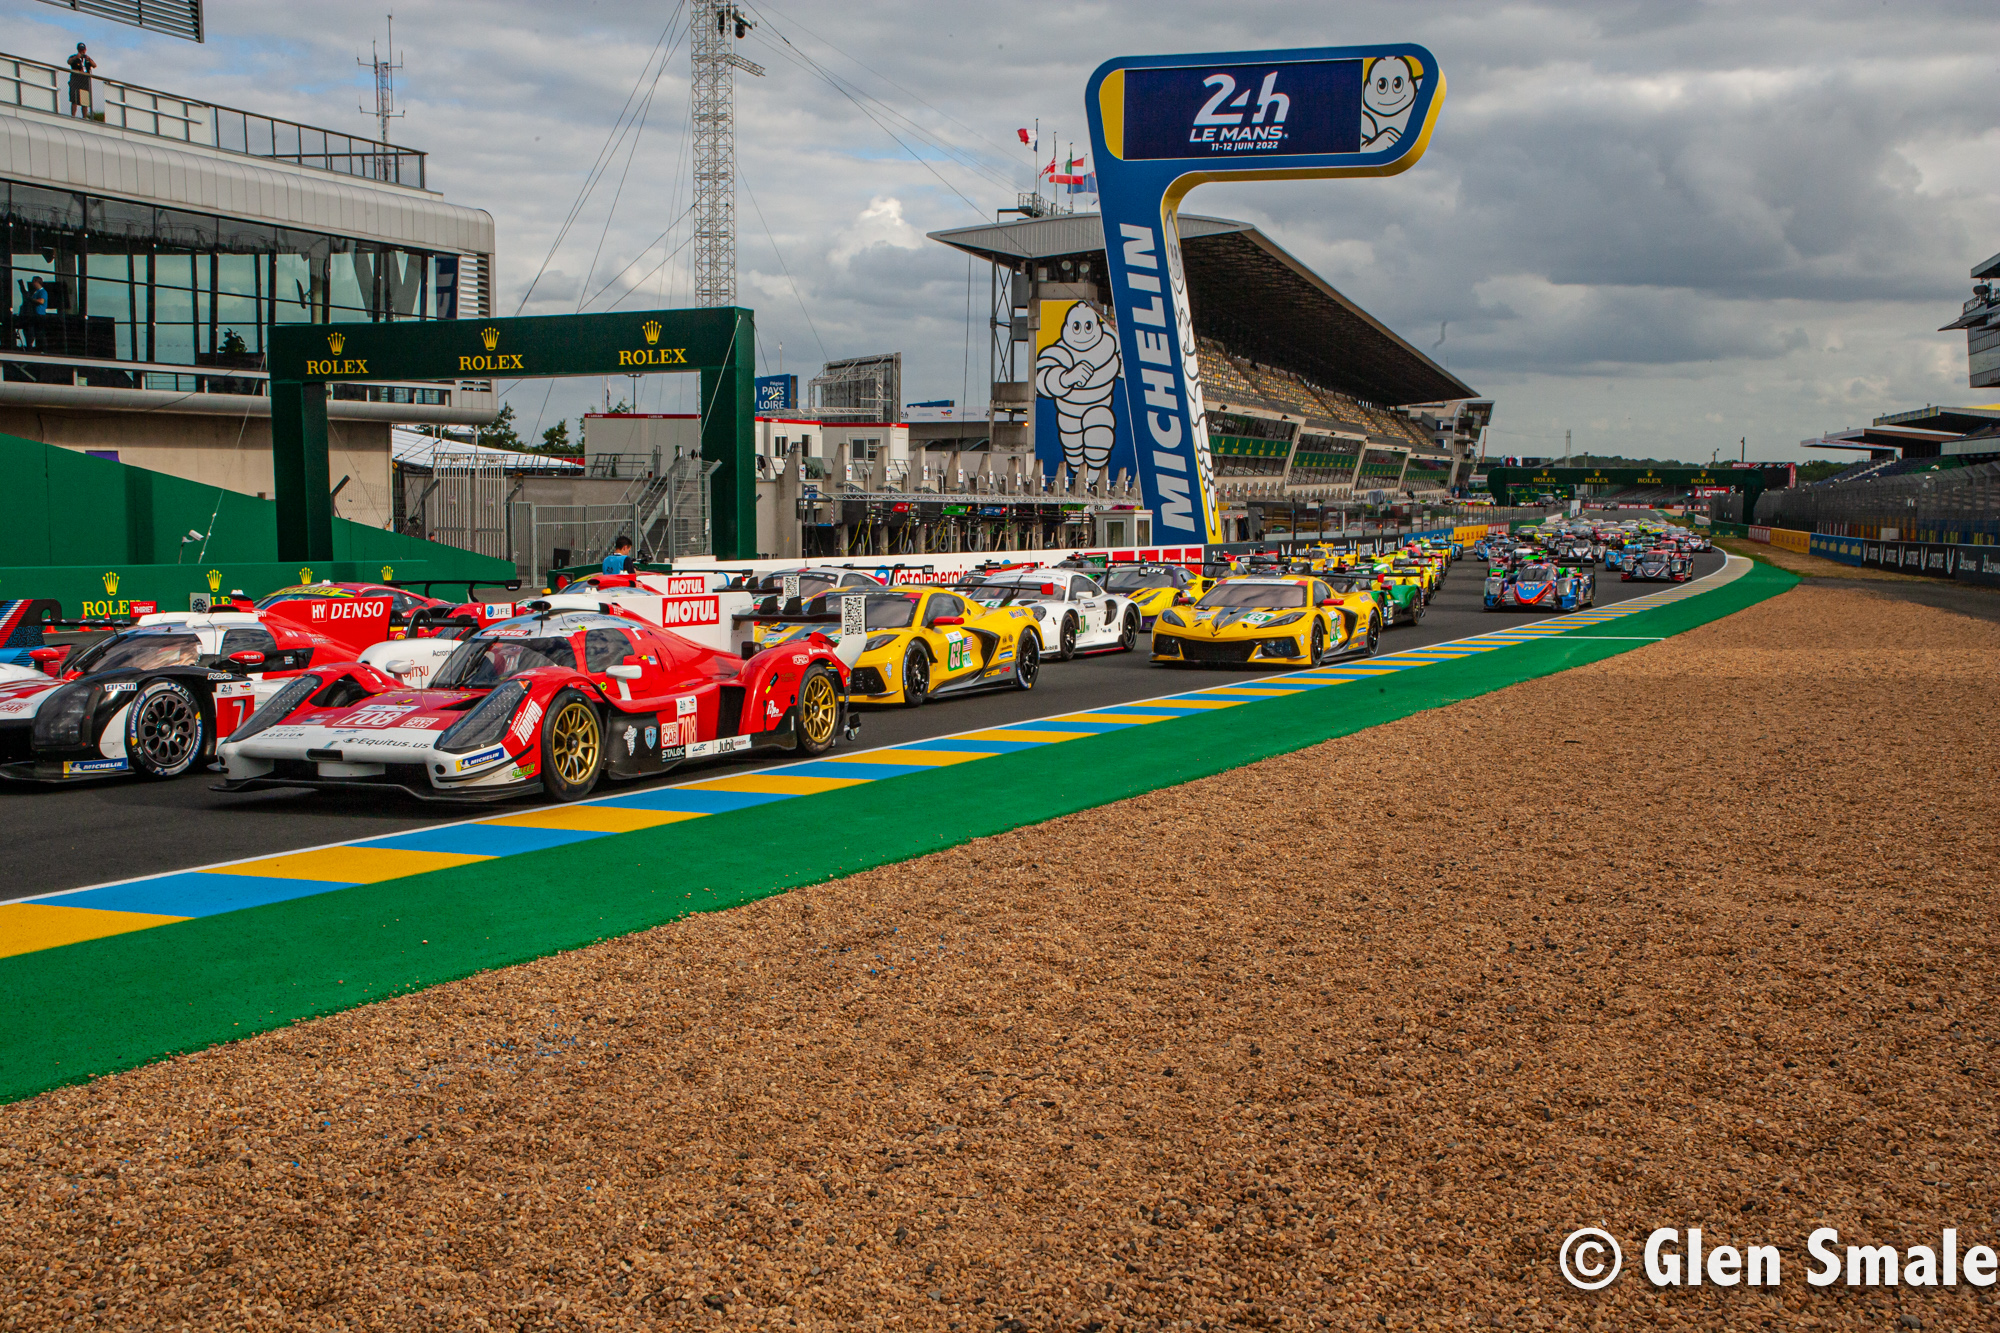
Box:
[1086,45,1445,543]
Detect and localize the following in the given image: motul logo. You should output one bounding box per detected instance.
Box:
[663,575,709,596]
[659,596,719,627]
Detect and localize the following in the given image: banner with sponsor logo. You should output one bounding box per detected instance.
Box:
[1086,43,1445,545]
[1034,299,1139,488]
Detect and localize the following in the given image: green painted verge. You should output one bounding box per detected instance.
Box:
[0,562,1798,1103]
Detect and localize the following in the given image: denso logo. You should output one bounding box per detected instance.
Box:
[658,596,720,627]
[308,598,390,621]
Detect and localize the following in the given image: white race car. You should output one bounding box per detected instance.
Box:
[951,566,1140,659]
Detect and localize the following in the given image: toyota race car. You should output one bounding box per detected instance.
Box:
[218,608,856,801]
[0,599,398,783]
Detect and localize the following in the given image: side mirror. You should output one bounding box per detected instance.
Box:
[1319,597,1337,607]
[605,663,643,680]
[229,650,266,667]
[382,659,416,676]
[29,646,64,676]
[931,616,965,627]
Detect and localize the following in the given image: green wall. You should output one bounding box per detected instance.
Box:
[0,431,515,613]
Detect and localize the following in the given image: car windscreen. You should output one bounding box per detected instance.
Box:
[1518,565,1554,581]
[862,594,920,629]
[434,635,579,689]
[1104,569,1179,592]
[1195,582,1307,609]
[68,629,204,675]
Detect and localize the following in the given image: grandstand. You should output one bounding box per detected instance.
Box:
[928,213,1478,533]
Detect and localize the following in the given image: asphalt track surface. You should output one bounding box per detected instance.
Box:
[0,550,1725,901]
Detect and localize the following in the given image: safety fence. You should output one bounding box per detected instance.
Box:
[1755,458,2000,545]
[1729,518,2000,588]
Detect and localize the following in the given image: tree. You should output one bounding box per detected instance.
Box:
[477,402,524,451]
[540,419,572,453]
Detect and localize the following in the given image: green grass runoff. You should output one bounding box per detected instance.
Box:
[0,562,1797,1103]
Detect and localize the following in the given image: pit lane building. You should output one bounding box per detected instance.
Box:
[0,49,494,531]
[928,211,1481,541]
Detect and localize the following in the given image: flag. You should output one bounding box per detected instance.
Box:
[1065,172,1098,195]
[1017,127,1030,144]
[1050,152,1093,187]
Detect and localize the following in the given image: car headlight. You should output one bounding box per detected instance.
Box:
[439,680,528,754]
[31,683,91,748]
[229,674,323,743]
[1157,608,1185,628]
[864,633,899,653]
[1031,604,1046,620]
[1260,612,1305,628]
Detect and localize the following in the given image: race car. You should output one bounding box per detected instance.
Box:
[953,567,1138,657]
[254,581,456,640]
[1352,569,1424,625]
[1152,575,1381,667]
[1100,563,1205,629]
[1623,549,1692,582]
[1484,562,1595,612]
[217,608,856,802]
[803,587,1042,707]
[0,600,396,783]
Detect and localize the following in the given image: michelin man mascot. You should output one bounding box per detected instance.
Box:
[1034,301,1122,482]
[1360,55,1421,151]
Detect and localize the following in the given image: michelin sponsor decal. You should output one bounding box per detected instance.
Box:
[63,758,129,776]
[454,746,507,772]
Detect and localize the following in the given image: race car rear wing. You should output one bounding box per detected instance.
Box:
[385,577,523,599]
[728,592,869,669]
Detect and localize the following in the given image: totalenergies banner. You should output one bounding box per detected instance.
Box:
[1086,44,1446,544]
[1034,298,1140,487]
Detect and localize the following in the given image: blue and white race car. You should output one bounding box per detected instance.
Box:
[1484,562,1595,612]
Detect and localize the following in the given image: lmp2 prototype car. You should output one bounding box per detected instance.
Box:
[0,600,397,783]
[1152,575,1381,667]
[1623,549,1692,582]
[953,567,1139,658]
[1484,562,1595,612]
[218,608,855,801]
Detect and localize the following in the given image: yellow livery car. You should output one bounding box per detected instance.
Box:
[841,587,1042,707]
[1152,575,1380,667]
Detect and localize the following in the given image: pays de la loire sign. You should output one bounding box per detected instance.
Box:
[1087,45,1444,544]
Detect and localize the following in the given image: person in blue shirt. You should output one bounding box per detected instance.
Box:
[17,277,47,348]
[601,535,635,576]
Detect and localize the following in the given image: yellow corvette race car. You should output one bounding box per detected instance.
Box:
[831,587,1042,706]
[1101,562,1207,629]
[1152,574,1381,667]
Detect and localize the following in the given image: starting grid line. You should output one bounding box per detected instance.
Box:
[0,559,1747,962]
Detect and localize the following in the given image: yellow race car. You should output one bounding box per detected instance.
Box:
[1152,574,1380,667]
[831,586,1042,707]
[1101,562,1204,629]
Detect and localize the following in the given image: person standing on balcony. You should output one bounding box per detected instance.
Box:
[66,44,96,118]
[18,277,47,348]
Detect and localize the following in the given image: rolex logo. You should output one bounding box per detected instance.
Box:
[642,320,662,345]
[480,327,500,351]
[299,566,314,584]
[102,570,120,594]
[206,569,222,593]
[381,565,394,581]
[327,332,345,355]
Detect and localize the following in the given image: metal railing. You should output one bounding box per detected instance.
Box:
[1755,459,2000,540]
[0,51,425,187]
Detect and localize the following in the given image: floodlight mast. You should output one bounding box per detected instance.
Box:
[692,3,765,308]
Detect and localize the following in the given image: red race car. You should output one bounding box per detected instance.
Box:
[254,581,458,639]
[217,607,855,801]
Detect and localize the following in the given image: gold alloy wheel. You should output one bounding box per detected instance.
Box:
[799,670,838,746]
[549,700,600,787]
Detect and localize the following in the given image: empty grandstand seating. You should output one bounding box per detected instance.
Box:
[1808,459,1892,487]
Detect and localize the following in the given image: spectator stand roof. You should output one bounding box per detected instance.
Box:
[391,427,582,476]
[927,212,1475,409]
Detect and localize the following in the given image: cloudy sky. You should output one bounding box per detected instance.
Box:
[15,0,2000,460]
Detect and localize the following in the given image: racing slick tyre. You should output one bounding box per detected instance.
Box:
[900,644,931,708]
[1365,614,1382,656]
[1409,596,1426,625]
[795,664,841,755]
[541,689,604,801]
[125,679,207,779]
[1057,613,1078,661]
[1309,620,1326,664]
[1117,607,1140,653]
[1013,632,1040,691]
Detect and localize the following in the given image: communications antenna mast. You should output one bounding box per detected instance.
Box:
[691,3,765,308]
[358,15,404,144]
